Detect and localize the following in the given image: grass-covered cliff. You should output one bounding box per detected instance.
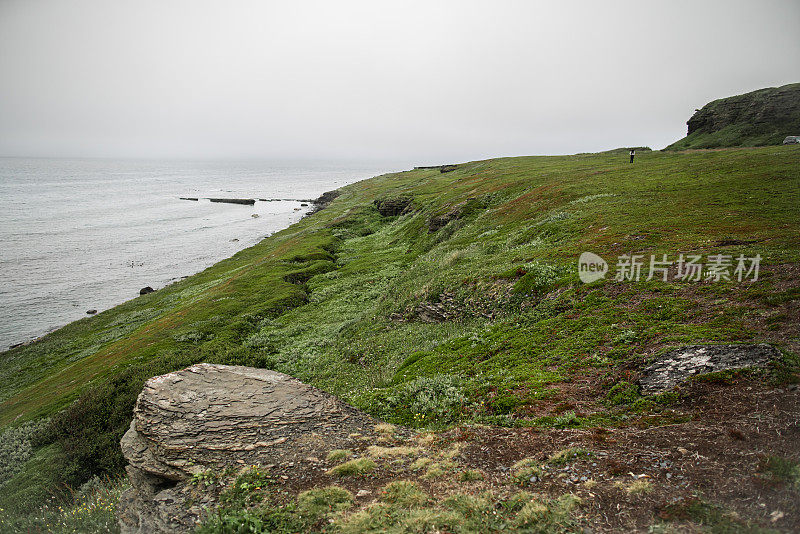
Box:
[666,83,800,150]
[1,146,799,531]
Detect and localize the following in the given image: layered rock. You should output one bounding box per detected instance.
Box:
[373,197,413,217]
[639,344,780,395]
[666,83,800,149]
[119,363,381,533]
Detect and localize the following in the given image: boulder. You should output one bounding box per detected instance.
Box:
[139,287,155,296]
[638,344,780,395]
[119,364,383,533]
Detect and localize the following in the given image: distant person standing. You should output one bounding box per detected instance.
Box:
[629,149,635,163]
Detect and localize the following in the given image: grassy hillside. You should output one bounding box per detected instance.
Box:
[1,146,799,530]
[666,83,800,150]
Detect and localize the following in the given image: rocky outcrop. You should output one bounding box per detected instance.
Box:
[427,197,487,232]
[666,83,800,149]
[208,198,256,205]
[639,344,780,395]
[308,190,340,214]
[119,364,383,533]
[374,197,413,217]
[414,164,458,173]
[428,207,461,232]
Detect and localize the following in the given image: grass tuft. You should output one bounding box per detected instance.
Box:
[366,445,420,459]
[297,486,354,518]
[380,480,429,507]
[325,449,352,463]
[326,458,376,477]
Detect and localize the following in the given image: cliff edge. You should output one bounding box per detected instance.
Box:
[666,83,800,150]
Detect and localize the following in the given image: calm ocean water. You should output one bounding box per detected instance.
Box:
[0,158,400,350]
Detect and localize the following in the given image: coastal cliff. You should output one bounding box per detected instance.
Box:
[666,82,800,149]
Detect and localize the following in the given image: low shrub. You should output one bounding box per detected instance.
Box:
[605,381,640,406]
[197,506,306,534]
[355,374,471,428]
[762,456,800,488]
[219,467,273,508]
[0,475,125,534]
[512,262,561,296]
[0,420,47,488]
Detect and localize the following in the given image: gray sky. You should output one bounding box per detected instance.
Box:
[1,0,799,162]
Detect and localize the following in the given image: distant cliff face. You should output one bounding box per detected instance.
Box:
[666,83,800,150]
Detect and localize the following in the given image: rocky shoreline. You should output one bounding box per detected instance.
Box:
[1,189,340,352]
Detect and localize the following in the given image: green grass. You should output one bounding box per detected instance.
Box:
[761,456,800,489]
[296,486,354,518]
[198,483,582,534]
[458,469,484,482]
[325,449,352,463]
[325,458,376,477]
[0,474,125,533]
[655,497,777,533]
[512,458,545,487]
[547,448,590,466]
[379,480,429,507]
[1,145,799,520]
[334,491,581,534]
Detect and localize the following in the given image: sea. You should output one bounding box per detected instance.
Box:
[0,158,402,350]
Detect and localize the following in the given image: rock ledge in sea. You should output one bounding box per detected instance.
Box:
[119,363,382,533]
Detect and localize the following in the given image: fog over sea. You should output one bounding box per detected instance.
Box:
[0,158,402,350]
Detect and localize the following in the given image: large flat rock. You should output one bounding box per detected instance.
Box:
[119,363,382,533]
[639,344,780,395]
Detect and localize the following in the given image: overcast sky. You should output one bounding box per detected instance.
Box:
[1,0,798,163]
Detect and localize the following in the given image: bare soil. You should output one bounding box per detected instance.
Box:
[274,378,799,532]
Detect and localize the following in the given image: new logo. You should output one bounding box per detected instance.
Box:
[578,252,608,283]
